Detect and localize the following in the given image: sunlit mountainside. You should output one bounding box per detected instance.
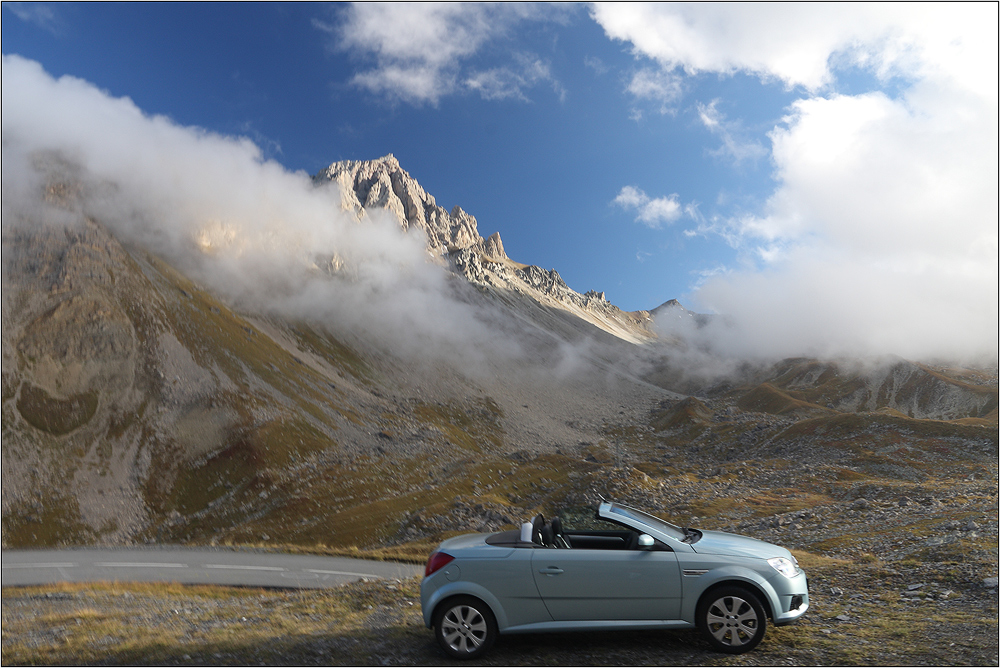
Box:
[3,154,996,564]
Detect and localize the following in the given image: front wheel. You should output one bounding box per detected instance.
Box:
[696,586,767,653]
[433,596,498,659]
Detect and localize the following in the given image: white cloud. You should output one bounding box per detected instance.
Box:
[626,67,683,114]
[594,3,998,362]
[592,3,852,90]
[614,186,682,228]
[696,100,766,164]
[464,54,565,103]
[590,3,997,96]
[583,55,609,76]
[321,4,566,106]
[699,79,999,361]
[757,88,997,255]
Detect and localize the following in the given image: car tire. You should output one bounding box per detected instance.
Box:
[433,596,498,659]
[697,586,767,654]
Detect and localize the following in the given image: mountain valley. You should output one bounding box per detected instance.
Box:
[2,155,996,581]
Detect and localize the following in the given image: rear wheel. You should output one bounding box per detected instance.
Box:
[433,596,498,659]
[697,586,767,653]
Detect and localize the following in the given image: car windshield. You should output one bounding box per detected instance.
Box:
[607,503,687,541]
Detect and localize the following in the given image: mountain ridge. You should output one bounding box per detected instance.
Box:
[315,154,658,345]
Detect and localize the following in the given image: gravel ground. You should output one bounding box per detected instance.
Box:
[3,547,997,666]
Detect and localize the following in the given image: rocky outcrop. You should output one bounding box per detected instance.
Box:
[483,231,506,261]
[447,244,653,342]
[764,357,999,421]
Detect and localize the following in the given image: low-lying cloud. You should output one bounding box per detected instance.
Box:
[1,55,515,368]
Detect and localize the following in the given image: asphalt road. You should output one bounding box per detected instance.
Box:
[0,548,423,589]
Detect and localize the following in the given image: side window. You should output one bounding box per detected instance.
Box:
[557,507,623,532]
[556,507,673,551]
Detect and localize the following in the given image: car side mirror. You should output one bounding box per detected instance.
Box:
[638,534,654,550]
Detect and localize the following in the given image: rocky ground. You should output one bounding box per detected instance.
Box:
[4,462,996,666]
[2,555,997,667]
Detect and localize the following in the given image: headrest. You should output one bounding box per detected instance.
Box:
[531,514,545,544]
[540,523,554,547]
[520,522,533,543]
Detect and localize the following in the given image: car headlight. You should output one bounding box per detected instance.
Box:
[768,557,800,578]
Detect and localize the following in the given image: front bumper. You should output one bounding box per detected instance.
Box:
[772,571,809,625]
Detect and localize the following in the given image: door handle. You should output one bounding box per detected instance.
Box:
[538,566,564,575]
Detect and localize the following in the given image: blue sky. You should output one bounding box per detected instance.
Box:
[3,3,997,361]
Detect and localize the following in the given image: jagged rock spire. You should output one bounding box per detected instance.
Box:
[314,155,482,255]
[483,231,506,260]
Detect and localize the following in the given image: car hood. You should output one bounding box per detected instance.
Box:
[691,529,792,560]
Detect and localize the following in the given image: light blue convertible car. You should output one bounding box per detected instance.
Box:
[421,500,808,658]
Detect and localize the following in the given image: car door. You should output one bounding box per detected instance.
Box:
[530,546,682,621]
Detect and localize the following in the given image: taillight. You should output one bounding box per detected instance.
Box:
[425,551,454,577]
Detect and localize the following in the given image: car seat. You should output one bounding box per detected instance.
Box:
[550,517,571,548]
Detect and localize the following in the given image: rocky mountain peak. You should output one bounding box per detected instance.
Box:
[314,155,482,255]
[316,155,655,343]
[650,298,712,329]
